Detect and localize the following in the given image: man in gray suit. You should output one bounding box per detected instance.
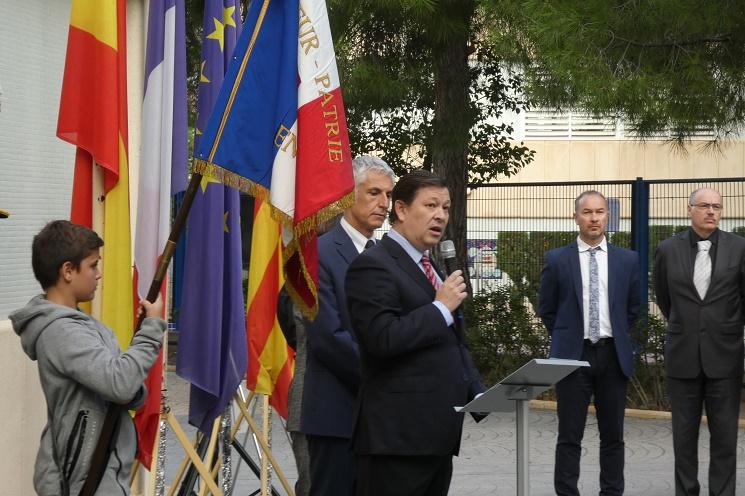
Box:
[654,187,745,496]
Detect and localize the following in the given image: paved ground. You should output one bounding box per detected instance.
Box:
[161,372,745,495]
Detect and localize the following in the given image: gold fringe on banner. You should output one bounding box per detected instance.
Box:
[192,159,353,242]
[292,191,354,238]
[282,234,320,320]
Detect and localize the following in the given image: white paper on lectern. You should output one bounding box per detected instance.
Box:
[454,358,590,413]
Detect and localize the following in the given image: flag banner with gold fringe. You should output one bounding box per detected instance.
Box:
[193,0,354,317]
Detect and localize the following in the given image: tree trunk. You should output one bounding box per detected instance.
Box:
[430,0,475,288]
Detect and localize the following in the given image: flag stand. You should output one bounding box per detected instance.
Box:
[233,393,295,495]
[162,389,292,495]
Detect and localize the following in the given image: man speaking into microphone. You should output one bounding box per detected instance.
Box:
[345,170,484,496]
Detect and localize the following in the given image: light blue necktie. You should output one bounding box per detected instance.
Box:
[588,246,600,343]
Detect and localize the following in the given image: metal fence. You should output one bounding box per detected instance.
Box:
[465,177,745,312]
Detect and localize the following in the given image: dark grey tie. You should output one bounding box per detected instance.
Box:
[588,246,600,343]
[364,239,375,250]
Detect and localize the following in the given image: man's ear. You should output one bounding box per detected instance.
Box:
[394,200,406,221]
[59,261,75,283]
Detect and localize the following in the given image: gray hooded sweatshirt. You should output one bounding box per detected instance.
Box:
[10,295,165,495]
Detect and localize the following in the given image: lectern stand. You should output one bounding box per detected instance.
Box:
[456,358,589,496]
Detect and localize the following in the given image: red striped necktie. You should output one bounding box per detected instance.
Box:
[421,254,440,289]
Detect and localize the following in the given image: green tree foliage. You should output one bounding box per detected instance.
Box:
[328,0,534,272]
[490,1,745,143]
[463,285,549,386]
[183,1,535,274]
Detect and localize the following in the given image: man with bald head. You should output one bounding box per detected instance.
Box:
[655,188,745,496]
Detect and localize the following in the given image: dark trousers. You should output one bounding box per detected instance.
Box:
[290,432,311,496]
[667,374,741,496]
[356,454,453,496]
[307,434,355,496]
[554,338,628,496]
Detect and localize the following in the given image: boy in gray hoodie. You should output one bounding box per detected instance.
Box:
[10,220,165,495]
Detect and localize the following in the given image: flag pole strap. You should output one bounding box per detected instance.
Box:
[80,173,204,496]
[260,394,270,496]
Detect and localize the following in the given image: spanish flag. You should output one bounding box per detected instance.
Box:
[57,0,143,450]
[57,0,133,349]
[246,198,295,418]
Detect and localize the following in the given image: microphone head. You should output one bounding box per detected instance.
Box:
[440,239,456,259]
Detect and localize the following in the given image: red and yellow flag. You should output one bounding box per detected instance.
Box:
[57,0,158,464]
[246,198,295,418]
[57,0,133,346]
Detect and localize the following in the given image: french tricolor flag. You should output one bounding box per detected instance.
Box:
[194,0,355,317]
[132,0,186,468]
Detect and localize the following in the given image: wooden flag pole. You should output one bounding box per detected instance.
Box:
[80,173,203,496]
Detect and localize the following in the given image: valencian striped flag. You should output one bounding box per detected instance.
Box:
[193,0,355,319]
[175,0,248,434]
[132,0,187,467]
[57,0,134,354]
[246,198,294,417]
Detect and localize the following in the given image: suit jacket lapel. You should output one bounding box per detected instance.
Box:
[568,242,583,309]
[333,224,359,265]
[677,231,697,298]
[607,243,617,306]
[709,230,731,297]
[381,235,436,298]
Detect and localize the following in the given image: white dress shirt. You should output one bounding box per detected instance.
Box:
[340,216,375,254]
[576,236,612,339]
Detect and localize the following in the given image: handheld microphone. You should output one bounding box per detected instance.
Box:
[440,239,458,276]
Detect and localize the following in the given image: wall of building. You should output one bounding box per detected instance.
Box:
[469,140,745,219]
[0,0,145,491]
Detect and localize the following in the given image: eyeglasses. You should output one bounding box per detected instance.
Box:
[690,203,723,211]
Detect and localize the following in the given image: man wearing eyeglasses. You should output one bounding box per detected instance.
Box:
[654,188,745,496]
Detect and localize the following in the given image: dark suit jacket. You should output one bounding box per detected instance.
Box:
[654,229,745,379]
[300,224,361,438]
[538,241,641,378]
[345,234,484,457]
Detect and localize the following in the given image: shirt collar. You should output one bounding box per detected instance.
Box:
[576,235,607,253]
[689,227,719,246]
[387,227,428,264]
[340,217,375,254]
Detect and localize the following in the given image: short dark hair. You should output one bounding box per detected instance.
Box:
[32,220,104,290]
[389,170,448,224]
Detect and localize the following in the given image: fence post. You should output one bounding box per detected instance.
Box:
[631,177,649,309]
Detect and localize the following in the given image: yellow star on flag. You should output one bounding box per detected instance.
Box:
[224,211,230,233]
[200,172,220,193]
[206,17,226,52]
[200,61,210,83]
[223,6,236,28]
